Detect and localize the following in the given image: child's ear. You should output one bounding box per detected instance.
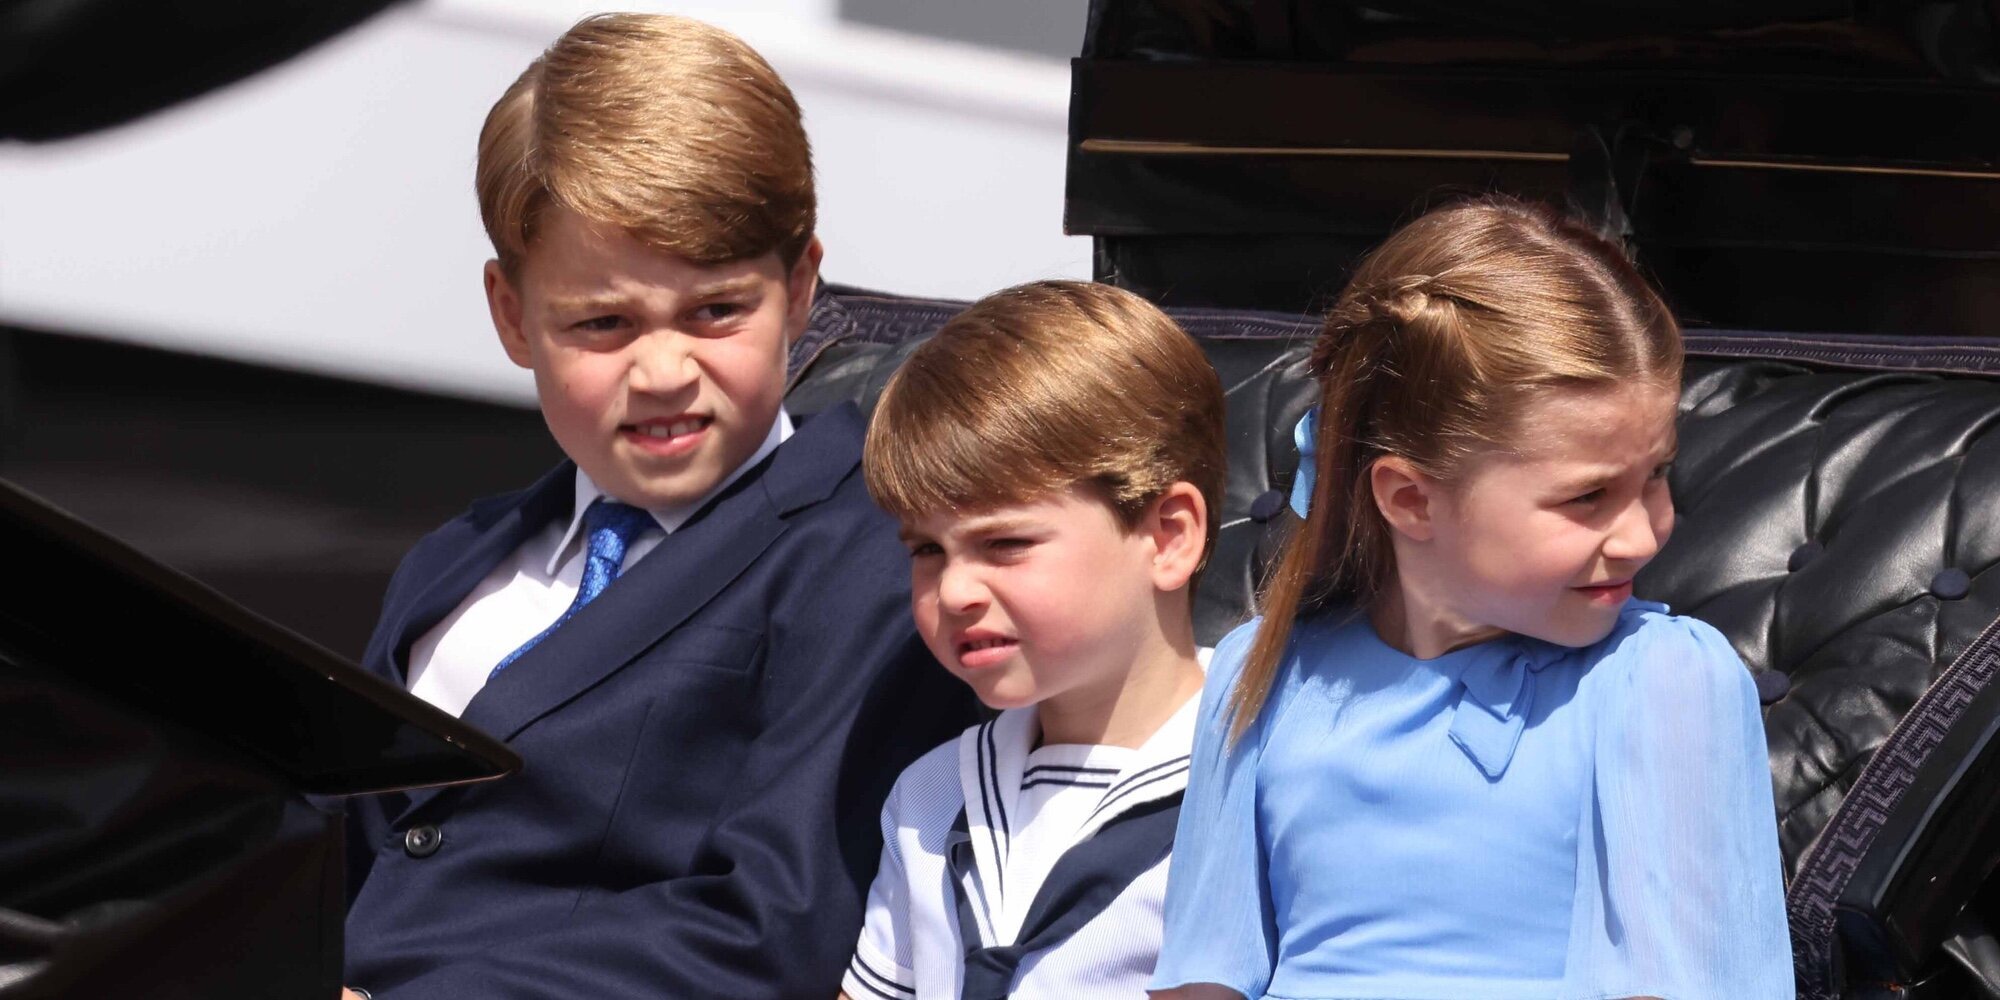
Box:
[1146,482,1209,592]
[485,260,532,369]
[1371,456,1437,542]
[783,237,826,344]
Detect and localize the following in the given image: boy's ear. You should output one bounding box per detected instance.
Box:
[782,237,825,344]
[1145,482,1209,593]
[485,259,533,370]
[1371,456,1437,542]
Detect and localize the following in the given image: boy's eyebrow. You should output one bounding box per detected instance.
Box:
[543,292,630,314]
[687,276,765,298]
[897,513,1039,543]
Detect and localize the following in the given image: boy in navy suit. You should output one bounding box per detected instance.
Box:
[341,14,972,998]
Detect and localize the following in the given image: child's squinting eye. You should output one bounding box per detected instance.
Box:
[986,537,1034,554]
[572,315,623,332]
[692,302,745,323]
[1565,488,1607,506]
[906,541,943,559]
[1649,461,1675,481]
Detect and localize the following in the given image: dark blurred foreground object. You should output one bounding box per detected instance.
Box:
[1072,0,2000,338]
[0,0,401,140]
[0,478,519,999]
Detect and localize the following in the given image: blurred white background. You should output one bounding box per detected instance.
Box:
[0,0,1091,404]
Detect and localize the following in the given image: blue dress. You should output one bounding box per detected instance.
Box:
[1150,600,1792,1000]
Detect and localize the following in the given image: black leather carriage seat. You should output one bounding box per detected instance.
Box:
[785,284,2000,999]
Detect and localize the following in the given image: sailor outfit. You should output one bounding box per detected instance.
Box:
[844,686,1200,1000]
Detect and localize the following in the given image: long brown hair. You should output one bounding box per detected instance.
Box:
[1227,196,1682,741]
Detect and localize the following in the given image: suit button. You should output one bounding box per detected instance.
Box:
[404,824,442,858]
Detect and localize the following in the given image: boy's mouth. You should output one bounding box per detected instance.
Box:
[956,635,1018,669]
[621,416,711,454]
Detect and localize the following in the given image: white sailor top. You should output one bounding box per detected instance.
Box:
[844,691,1199,1000]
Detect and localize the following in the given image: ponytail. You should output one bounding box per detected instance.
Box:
[1222,196,1680,744]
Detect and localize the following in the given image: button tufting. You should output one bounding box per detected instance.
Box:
[1753,671,1790,705]
[1931,568,1972,601]
[1788,541,1824,572]
[1248,489,1286,523]
[404,824,442,858]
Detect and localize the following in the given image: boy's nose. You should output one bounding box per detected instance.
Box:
[627,333,697,395]
[936,561,989,614]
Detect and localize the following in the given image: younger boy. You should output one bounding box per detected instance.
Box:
[342,15,971,998]
[839,280,1227,1000]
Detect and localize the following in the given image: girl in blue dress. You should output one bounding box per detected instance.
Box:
[1149,196,1792,1000]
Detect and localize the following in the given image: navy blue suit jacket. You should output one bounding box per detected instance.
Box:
[343,404,974,998]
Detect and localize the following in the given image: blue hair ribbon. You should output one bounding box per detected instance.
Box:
[1289,407,1319,519]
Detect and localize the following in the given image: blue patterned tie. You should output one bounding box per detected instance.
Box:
[488,498,655,681]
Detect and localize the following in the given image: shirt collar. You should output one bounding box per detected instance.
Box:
[546,408,795,576]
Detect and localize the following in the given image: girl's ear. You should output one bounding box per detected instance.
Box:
[1145,482,1208,592]
[1370,456,1438,542]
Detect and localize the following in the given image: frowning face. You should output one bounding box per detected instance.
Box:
[901,487,1165,712]
[485,206,819,508]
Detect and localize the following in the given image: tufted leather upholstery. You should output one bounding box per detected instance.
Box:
[787,285,2000,999]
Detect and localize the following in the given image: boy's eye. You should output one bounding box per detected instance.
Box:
[692,302,746,323]
[1565,488,1606,506]
[986,537,1034,554]
[906,541,943,559]
[572,315,624,332]
[1649,461,1675,481]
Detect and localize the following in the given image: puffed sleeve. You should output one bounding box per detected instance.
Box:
[1149,621,1278,999]
[1562,612,1793,999]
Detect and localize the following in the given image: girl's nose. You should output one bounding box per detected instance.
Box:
[1603,498,1665,564]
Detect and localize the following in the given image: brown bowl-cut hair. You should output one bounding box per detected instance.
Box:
[475,13,815,278]
[864,280,1227,576]
[1227,195,1683,741]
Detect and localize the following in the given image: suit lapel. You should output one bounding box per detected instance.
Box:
[459,404,868,744]
[378,464,574,684]
[457,482,785,743]
[394,404,868,823]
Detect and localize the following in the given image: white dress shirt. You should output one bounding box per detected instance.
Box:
[404,410,794,717]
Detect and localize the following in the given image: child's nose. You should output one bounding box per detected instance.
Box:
[936,560,988,613]
[627,332,697,395]
[1603,498,1666,563]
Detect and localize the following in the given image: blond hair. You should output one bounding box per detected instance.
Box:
[864,281,1226,568]
[1228,196,1683,740]
[475,13,814,276]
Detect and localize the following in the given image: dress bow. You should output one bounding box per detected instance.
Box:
[1448,645,1560,779]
